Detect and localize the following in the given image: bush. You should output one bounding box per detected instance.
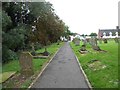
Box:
[34,42,42,50]
[2,45,18,64]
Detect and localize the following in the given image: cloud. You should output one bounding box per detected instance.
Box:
[46,0,119,35]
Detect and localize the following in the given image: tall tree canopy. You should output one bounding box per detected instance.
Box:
[2,1,70,63]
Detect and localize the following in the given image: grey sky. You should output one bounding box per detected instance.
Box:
[46,0,119,35]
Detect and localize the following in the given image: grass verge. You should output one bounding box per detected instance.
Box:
[70,40,118,88]
[2,42,64,88]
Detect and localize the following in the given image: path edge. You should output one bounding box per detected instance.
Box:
[69,42,93,89]
[28,43,64,89]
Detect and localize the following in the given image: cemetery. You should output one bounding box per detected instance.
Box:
[2,42,63,88]
[1,1,119,89]
[70,38,118,88]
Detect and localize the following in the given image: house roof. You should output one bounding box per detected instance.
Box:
[99,29,118,36]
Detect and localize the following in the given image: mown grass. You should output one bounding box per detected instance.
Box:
[2,42,64,88]
[70,39,118,88]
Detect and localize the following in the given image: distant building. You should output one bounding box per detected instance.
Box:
[98,26,119,38]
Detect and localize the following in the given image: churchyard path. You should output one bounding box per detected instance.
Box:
[31,42,90,88]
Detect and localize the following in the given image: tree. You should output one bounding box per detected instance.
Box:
[2,1,70,62]
[89,33,97,36]
[2,2,32,63]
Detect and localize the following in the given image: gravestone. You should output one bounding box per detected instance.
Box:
[103,39,107,43]
[90,38,97,46]
[31,43,36,56]
[79,44,88,54]
[114,37,119,43]
[90,38,101,51]
[19,52,34,77]
[83,39,87,46]
[86,38,90,43]
[80,45,86,51]
[74,38,80,46]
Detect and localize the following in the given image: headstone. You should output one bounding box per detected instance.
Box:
[92,45,101,51]
[31,43,36,56]
[80,45,86,51]
[90,38,101,51]
[74,38,80,46]
[90,38,97,46]
[19,52,34,77]
[114,37,119,43]
[103,39,107,43]
[83,39,87,46]
[86,38,90,43]
[79,45,88,54]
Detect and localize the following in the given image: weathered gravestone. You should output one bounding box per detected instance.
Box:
[114,37,119,43]
[74,38,80,46]
[90,38,101,51]
[80,45,86,51]
[86,38,90,43]
[19,52,34,77]
[79,44,88,54]
[90,38,97,46]
[103,39,107,43]
[83,39,87,46]
[31,43,36,56]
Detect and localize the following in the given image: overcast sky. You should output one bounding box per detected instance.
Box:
[46,0,119,35]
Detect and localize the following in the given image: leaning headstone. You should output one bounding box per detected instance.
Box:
[19,52,34,77]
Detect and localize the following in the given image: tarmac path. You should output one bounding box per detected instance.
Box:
[31,42,89,88]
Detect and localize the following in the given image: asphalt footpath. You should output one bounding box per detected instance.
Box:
[31,42,90,88]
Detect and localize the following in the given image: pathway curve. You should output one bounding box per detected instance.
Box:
[31,42,89,88]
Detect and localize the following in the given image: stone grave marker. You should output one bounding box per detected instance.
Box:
[31,43,36,56]
[19,52,34,77]
[80,45,86,51]
[90,38,101,51]
[74,38,80,46]
[114,37,119,43]
[103,39,107,43]
[79,44,88,54]
[83,39,87,46]
[90,38,97,46]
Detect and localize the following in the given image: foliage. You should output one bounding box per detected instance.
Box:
[89,32,97,36]
[2,2,68,63]
[2,42,63,88]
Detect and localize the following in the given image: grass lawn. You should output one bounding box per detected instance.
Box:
[70,39,118,88]
[2,42,64,88]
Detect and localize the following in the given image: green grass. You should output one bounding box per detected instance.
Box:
[70,40,118,88]
[2,42,64,88]
[0,71,16,83]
